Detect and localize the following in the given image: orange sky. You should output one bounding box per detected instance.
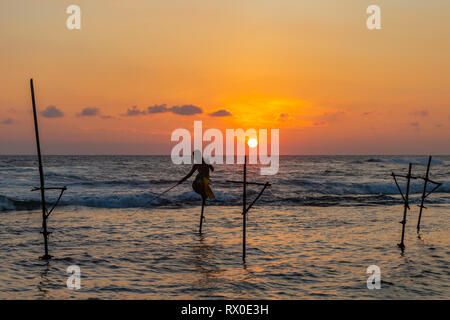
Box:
[1,0,449,154]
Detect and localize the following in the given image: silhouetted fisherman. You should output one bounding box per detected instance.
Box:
[178,151,215,233]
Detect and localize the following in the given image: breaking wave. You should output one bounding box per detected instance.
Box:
[1,155,448,211]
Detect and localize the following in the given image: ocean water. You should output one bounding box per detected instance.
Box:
[0,155,449,299]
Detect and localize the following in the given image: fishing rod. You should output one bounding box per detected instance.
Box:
[127,183,180,217]
[157,182,180,197]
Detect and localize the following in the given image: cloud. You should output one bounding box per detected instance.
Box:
[316,110,346,123]
[412,109,428,117]
[78,107,100,117]
[362,111,374,116]
[147,104,168,114]
[41,106,64,118]
[123,104,203,117]
[170,104,203,115]
[276,113,294,122]
[313,120,327,127]
[77,107,113,119]
[124,106,146,116]
[1,118,13,125]
[209,109,232,117]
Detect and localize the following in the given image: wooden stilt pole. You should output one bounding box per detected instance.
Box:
[30,79,51,260]
[199,197,205,233]
[398,163,412,250]
[226,155,271,263]
[243,155,247,263]
[417,156,432,233]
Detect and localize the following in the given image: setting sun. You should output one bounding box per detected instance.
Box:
[248,138,258,148]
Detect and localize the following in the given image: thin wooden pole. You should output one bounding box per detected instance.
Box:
[417,156,432,233]
[30,79,51,259]
[398,163,412,250]
[199,197,205,233]
[243,155,247,263]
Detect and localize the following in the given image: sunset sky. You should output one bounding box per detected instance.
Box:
[1,0,449,154]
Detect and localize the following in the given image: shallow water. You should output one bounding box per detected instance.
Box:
[1,155,449,211]
[0,155,448,299]
[0,204,448,299]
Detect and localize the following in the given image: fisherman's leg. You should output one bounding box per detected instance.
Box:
[199,196,206,233]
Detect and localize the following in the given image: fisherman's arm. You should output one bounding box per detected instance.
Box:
[179,165,197,184]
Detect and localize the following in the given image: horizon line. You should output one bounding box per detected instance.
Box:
[0,154,449,157]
